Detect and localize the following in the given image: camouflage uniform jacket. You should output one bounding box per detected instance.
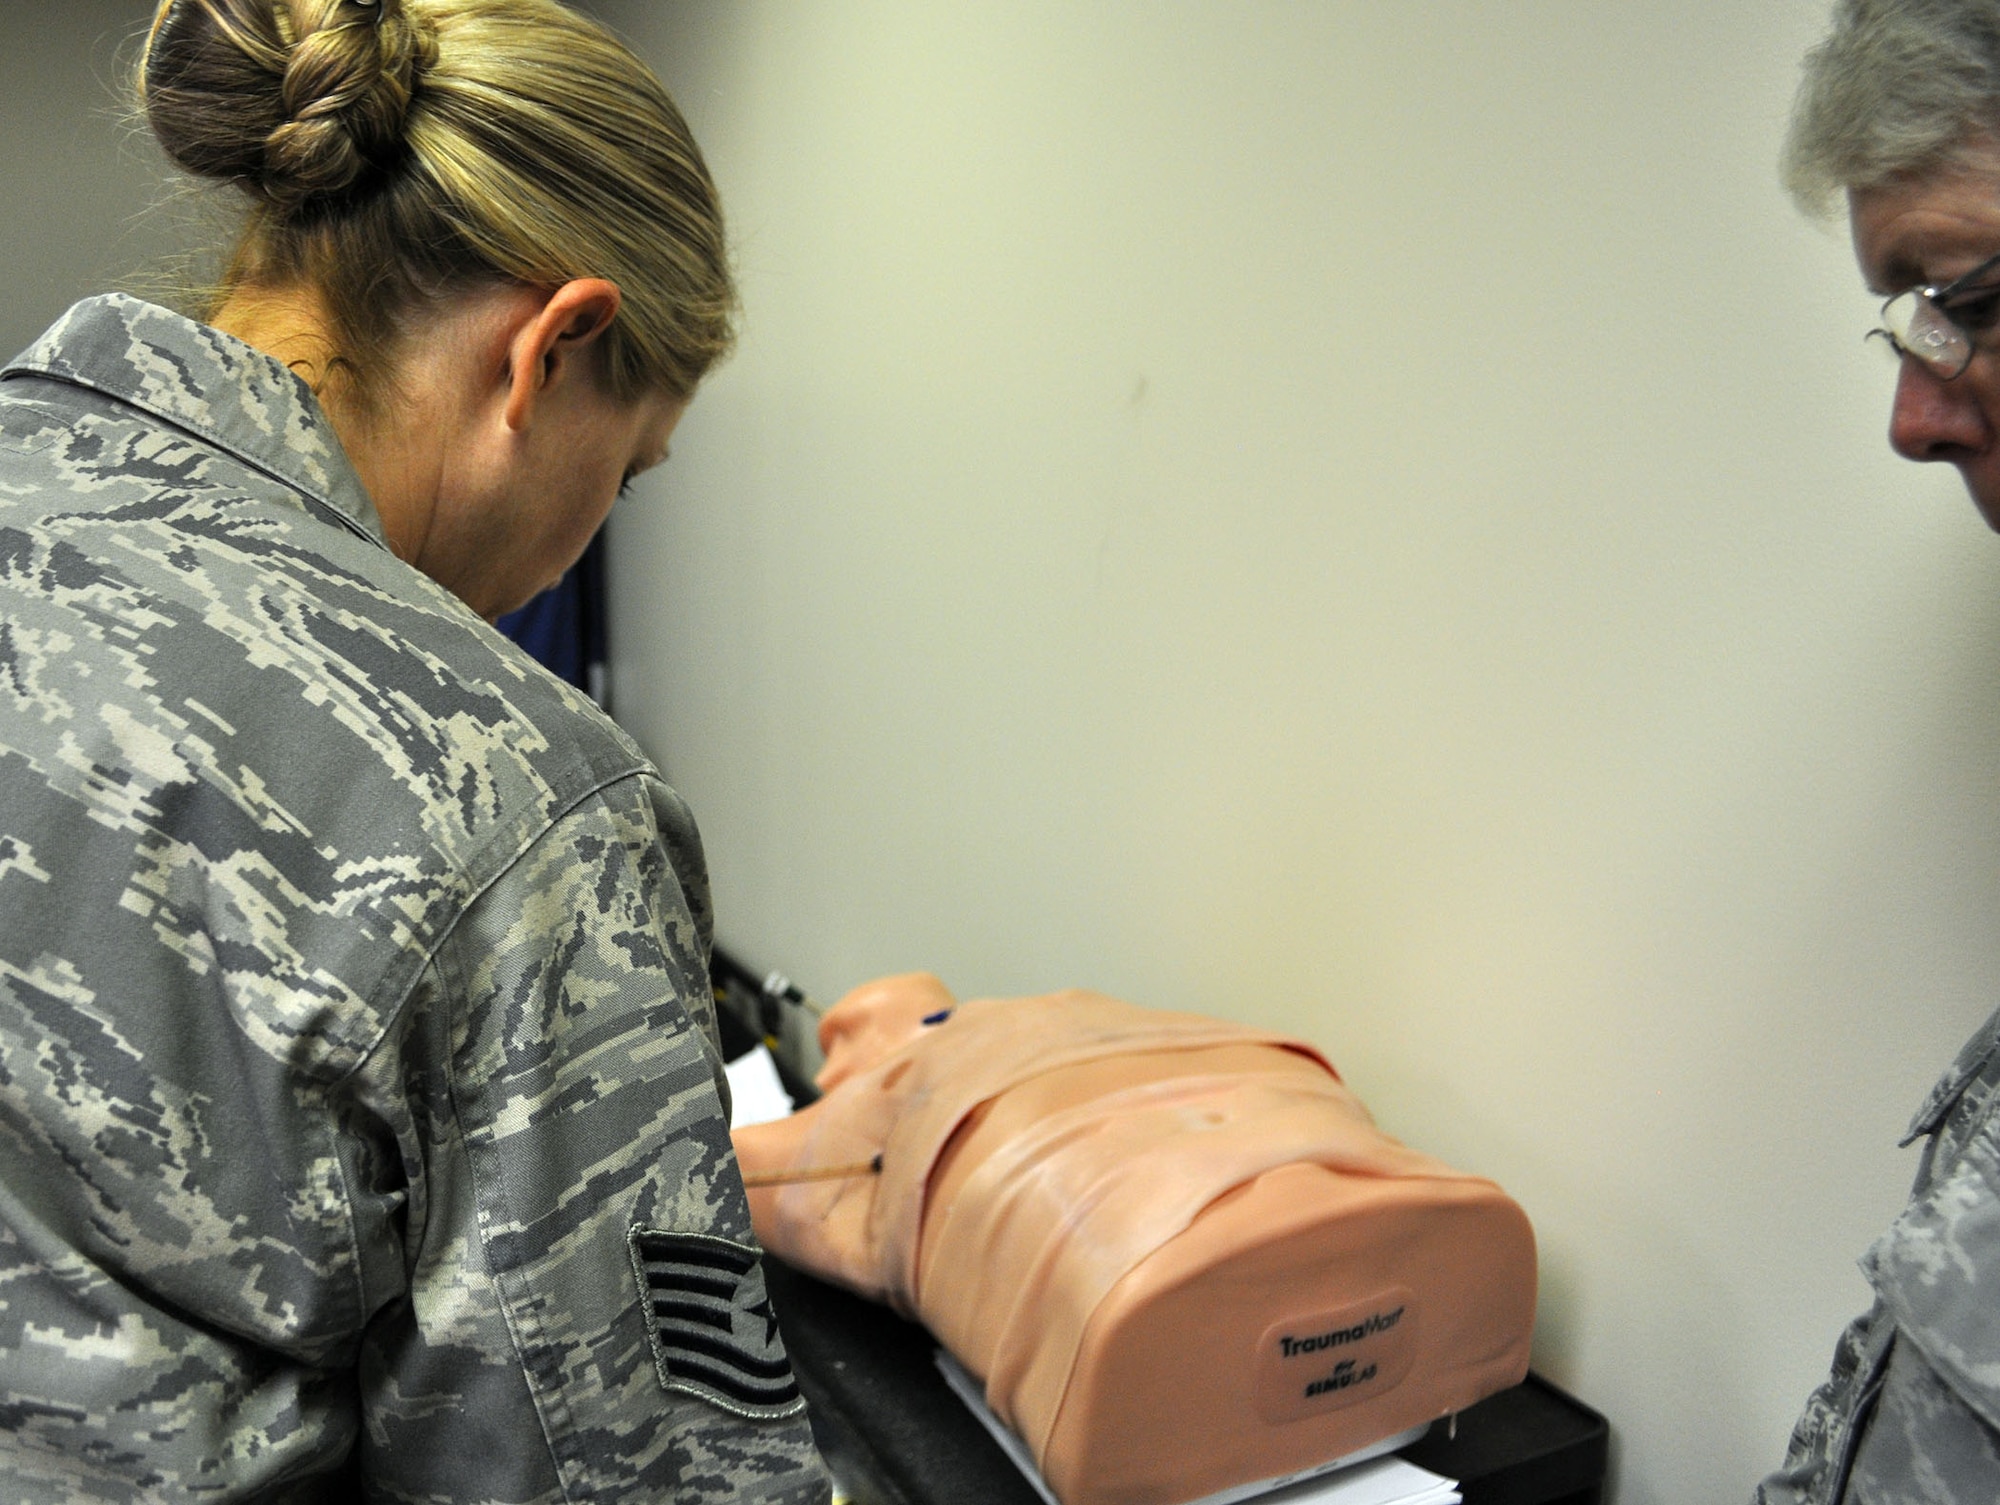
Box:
[1756,1004,2000,1504]
[0,295,829,1505]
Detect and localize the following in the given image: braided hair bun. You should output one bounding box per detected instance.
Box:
[135,0,733,405]
[143,0,434,214]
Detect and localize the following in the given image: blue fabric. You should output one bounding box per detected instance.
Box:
[497,532,610,708]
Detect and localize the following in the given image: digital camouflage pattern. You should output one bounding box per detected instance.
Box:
[1756,1003,2000,1504]
[0,294,829,1503]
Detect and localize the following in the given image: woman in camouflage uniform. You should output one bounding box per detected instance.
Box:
[0,2,828,1500]
[1762,2,2000,1501]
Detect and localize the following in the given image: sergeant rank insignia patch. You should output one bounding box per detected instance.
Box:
[628,1227,807,1419]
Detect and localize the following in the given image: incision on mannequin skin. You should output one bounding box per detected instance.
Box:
[735,975,1537,1505]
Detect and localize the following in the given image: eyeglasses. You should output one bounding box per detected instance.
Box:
[1873,249,2000,379]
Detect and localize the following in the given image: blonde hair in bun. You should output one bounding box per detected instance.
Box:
[144,0,433,214]
[140,0,733,403]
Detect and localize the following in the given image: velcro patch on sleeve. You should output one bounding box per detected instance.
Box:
[628,1226,807,1420]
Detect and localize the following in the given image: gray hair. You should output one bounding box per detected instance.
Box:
[1786,0,2000,215]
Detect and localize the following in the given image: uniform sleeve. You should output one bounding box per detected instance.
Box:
[1844,1114,2000,1505]
[353,772,829,1505]
[1751,1299,1893,1505]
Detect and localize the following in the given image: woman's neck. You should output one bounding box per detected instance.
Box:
[210,285,442,566]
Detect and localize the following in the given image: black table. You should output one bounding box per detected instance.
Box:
[766,1256,1607,1505]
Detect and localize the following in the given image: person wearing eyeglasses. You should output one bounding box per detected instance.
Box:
[1859,229,2000,525]
[1758,4,2000,1503]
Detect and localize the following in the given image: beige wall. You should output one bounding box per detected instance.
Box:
[13,4,2000,1503]
[0,2,210,361]
[592,4,2000,1503]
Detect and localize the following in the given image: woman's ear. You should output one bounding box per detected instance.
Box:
[502,278,623,432]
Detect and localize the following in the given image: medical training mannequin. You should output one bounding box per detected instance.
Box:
[735,974,1537,1505]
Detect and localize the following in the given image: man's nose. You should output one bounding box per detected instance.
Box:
[1889,354,1989,461]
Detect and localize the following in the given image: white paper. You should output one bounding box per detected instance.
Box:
[725,1043,796,1127]
[933,1350,1458,1505]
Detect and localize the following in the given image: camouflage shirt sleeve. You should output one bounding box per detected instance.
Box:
[350,773,827,1504]
[1755,1006,2000,1505]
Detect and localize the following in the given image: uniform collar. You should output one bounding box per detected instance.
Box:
[1,292,392,553]
[1903,1002,2000,1146]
